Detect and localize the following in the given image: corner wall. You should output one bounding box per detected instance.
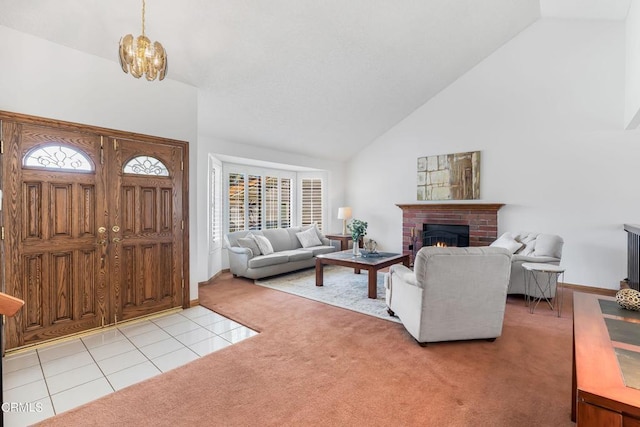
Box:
[346,19,635,290]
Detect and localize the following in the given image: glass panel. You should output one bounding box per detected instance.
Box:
[247,175,262,230]
[228,173,245,232]
[280,178,291,228]
[264,177,278,229]
[23,145,94,172]
[301,178,322,231]
[123,156,169,176]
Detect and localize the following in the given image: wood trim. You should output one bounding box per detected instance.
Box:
[200,269,229,287]
[396,203,505,211]
[189,299,199,308]
[562,283,617,297]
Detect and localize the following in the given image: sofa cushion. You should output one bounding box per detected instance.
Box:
[490,234,523,254]
[262,228,296,252]
[254,234,275,255]
[534,234,563,259]
[279,250,314,262]
[301,245,336,256]
[296,226,322,248]
[248,253,289,268]
[237,237,261,256]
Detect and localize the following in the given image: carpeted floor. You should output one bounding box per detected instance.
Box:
[38,273,576,426]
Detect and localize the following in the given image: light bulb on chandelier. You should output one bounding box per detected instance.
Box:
[118,0,167,81]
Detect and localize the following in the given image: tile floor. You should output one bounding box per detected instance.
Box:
[2,306,258,426]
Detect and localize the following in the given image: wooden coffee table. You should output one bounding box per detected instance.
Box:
[315,250,410,299]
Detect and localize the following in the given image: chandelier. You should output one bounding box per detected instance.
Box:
[118,0,167,81]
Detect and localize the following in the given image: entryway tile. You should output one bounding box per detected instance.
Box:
[207,319,243,335]
[50,377,113,414]
[3,349,39,374]
[107,361,161,391]
[37,339,86,364]
[138,337,185,360]
[81,329,127,349]
[41,351,94,378]
[190,311,229,327]
[173,327,217,346]
[3,364,44,391]
[159,319,201,336]
[151,313,189,328]
[3,378,49,403]
[88,339,136,362]
[188,336,232,356]
[96,349,148,376]
[45,363,104,395]
[3,396,55,427]
[151,347,199,373]
[118,320,162,338]
[219,326,259,344]
[127,328,172,348]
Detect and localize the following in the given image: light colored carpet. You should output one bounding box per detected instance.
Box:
[255,266,401,323]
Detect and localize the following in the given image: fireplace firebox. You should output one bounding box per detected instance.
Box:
[423,224,470,247]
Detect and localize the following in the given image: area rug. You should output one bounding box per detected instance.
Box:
[254,266,401,323]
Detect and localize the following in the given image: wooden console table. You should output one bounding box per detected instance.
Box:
[572,292,640,425]
[325,234,362,251]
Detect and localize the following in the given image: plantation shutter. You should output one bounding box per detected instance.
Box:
[280,178,292,228]
[228,173,245,232]
[301,178,323,231]
[265,176,278,229]
[248,175,262,230]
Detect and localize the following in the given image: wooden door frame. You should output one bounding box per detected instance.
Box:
[0,110,190,313]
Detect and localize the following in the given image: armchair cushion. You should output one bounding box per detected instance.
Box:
[490,234,523,254]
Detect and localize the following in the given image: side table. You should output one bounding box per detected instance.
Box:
[522,262,565,317]
[324,234,362,251]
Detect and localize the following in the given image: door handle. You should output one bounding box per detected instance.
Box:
[96,227,108,246]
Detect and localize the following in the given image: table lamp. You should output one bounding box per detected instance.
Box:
[337,207,352,235]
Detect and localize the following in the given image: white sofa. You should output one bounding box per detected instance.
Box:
[385,246,512,345]
[490,231,564,298]
[224,226,340,280]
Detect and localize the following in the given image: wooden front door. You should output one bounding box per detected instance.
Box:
[1,113,188,350]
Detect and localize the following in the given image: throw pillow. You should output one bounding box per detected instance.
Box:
[296,226,322,248]
[237,237,260,257]
[253,234,274,255]
[533,234,563,258]
[490,234,523,254]
[303,223,325,242]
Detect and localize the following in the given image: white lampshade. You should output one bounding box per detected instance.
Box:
[337,207,352,220]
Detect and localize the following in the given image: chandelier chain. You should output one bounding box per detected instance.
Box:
[141,0,146,36]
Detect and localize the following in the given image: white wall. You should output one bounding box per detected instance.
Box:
[346,19,636,290]
[0,26,202,299]
[625,1,640,128]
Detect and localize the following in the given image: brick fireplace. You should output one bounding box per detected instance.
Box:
[397,203,504,259]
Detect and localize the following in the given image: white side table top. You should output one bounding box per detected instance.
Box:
[522,262,565,273]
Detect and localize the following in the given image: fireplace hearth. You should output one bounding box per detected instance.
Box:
[423,224,470,247]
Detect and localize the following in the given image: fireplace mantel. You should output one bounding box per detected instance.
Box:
[398,203,504,259]
[396,203,505,211]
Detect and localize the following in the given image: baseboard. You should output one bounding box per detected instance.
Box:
[199,269,230,287]
[189,299,199,307]
[561,282,617,297]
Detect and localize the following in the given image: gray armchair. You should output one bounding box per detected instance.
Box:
[385,246,511,345]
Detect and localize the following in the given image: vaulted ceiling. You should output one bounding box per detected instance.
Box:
[0,0,631,161]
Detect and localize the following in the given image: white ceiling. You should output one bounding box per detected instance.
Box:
[0,0,631,162]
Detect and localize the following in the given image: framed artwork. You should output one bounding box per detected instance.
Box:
[417,151,480,200]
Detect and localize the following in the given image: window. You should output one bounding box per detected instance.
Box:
[228,173,245,232]
[301,178,323,231]
[208,155,222,250]
[123,156,169,176]
[247,175,262,230]
[225,169,294,232]
[280,178,291,228]
[23,144,94,172]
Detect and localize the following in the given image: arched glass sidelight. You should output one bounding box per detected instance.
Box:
[123,156,169,176]
[23,144,94,172]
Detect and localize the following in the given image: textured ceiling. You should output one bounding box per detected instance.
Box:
[0,1,629,161]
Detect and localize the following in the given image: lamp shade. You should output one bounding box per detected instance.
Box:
[337,207,352,220]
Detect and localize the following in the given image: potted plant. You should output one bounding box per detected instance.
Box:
[347,219,368,256]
